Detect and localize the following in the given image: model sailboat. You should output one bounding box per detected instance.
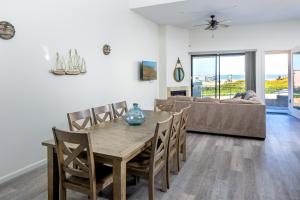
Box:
[51,49,87,75]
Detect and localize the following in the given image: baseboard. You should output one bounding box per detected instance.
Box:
[0,159,46,185]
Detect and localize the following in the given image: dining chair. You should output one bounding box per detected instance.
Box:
[52,127,113,200]
[91,105,113,124]
[177,106,191,170]
[67,109,93,131]
[154,99,174,112]
[166,110,183,189]
[127,116,173,200]
[112,101,128,118]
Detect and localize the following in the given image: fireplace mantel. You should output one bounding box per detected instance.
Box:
[167,86,191,97]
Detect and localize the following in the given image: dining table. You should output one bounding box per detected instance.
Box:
[42,110,171,200]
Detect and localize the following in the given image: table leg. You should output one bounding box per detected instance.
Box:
[113,160,126,200]
[47,146,59,200]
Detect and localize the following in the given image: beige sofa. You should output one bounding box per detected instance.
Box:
[168,93,266,139]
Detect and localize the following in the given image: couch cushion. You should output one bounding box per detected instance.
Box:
[244,90,257,100]
[194,97,219,103]
[220,98,261,104]
[168,96,193,102]
[249,96,264,104]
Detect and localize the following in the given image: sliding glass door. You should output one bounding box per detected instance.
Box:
[290,51,300,118]
[219,55,246,99]
[192,54,246,99]
[192,55,218,98]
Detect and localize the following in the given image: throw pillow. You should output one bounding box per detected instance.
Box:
[233,92,247,99]
[244,90,257,100]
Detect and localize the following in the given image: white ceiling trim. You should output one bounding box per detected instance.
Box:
[129,0,185,9]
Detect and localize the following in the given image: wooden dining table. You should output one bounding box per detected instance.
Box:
[42,110,171,200]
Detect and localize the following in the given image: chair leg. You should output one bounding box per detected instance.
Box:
[173,153,179,175]
[89,184,97,200]
[161,164,167,192]
[134,175,140,185]
[59,185,66,200]
[177,144,182,171]
[166,158,170,189]
[182,140,187,161]
[89,191,97,200]
[148,175,155,200]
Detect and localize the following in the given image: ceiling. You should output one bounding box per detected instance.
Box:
[131,0,300,28]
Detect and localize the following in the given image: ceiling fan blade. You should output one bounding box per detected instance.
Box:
[192,24,209,28]
[219,20,232,24]
[219,24,230,28]
[205,25,212,30]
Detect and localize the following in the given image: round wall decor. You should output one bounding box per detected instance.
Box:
[102,44,111,55]
[0,21,15,40]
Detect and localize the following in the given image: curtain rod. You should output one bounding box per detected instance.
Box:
[189,49,257,55]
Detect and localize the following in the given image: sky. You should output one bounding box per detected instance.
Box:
[192,55,245,76]
[293,52,300,70]
[265,53,288,75]
[193,53,290,77]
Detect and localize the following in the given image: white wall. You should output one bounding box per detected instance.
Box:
[190,20,300,98]
[0,0,160,182]
[158,25,190,98]
[159,26,168,98]
[166,26,190,87]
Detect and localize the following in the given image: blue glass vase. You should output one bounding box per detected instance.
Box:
[125,103,145,126]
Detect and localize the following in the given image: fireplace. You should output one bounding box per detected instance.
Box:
[171,90,187,96]
[167,86,191,97]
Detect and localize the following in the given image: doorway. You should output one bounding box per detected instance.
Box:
[264,52,289,113]
[290,50,300,118]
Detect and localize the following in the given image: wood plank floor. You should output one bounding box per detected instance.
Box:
[1,114,300,200]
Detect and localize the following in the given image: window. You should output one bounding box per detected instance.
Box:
[192,54,246,99]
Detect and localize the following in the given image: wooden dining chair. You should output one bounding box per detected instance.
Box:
[52,127,113,200]
[67,109,93,131]
[154,99,174,112]
[177,106,191,170]
[112,101,128,118]
[91,105,113,124]
[166,110,183,189]
[127,116,173,200]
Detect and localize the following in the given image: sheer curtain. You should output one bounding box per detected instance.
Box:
[245,51,256,91]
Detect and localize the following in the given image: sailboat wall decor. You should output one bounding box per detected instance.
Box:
[50,49,87,75]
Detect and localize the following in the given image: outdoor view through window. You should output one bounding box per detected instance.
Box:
[265,53,289,110]
[293,52,300,110]
[192,54,246,99]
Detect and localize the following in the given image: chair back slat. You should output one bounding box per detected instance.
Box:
[179,106,191,142]
[92,105,113,124]
[154,99,174,112]
[150,116,173,172]
[169,111,183,152]
[52,127,95,187]
[64,167,90,179]
[67,109,93,131]
[112,101,128,118]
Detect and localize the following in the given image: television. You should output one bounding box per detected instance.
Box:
[140,61,157,81]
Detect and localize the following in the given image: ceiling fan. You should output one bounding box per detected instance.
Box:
[193,15,231,31]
